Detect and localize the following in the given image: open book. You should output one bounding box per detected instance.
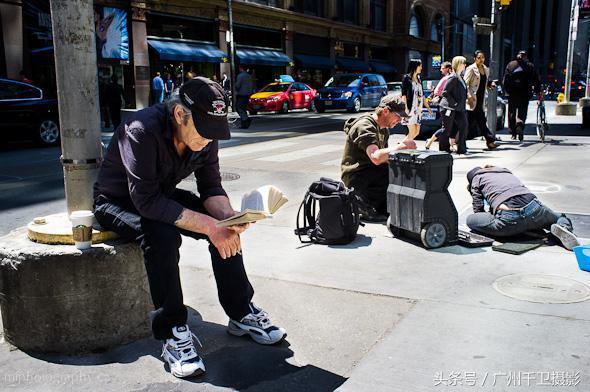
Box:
[215,185,288,227]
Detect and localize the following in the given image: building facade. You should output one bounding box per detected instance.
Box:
[1,0,451,110]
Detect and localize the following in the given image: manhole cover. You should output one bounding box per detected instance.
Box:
[493,274,590,304]
[221,172,240,181]
[525,182,561,194]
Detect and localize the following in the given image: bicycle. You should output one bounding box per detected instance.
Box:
[536,87,549,143]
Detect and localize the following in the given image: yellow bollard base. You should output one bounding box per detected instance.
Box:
[27,213,119,245]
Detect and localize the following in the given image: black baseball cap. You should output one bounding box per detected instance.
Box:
[179,77,231,140]
[379,95,409,117]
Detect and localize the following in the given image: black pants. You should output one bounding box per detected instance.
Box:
[236,95,250,122]
[467,105,495,143]
[94,189,254,340]
[108,105,122,129]
[508,95,529,135]
[439,109,468,154]
[345,164,389,215]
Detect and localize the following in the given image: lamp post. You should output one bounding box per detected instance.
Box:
[556,0,579,115]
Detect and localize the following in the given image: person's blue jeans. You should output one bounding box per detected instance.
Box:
[153,89,164,104]
[236,95,250,122]
[466,199,571,238]
[94,189,254,340]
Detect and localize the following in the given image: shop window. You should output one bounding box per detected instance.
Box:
[337,0,359,25]
[370,0,386,32]
[293,0,325,16]
[409,12,422,38]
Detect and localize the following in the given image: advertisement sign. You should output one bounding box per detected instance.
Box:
[580,0,590,18]
[431,55,442,68]
[94,6,129,61]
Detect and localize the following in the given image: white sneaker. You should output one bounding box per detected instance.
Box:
[161,325,205,378]
[228,303,286,345]
[551,224,580,251]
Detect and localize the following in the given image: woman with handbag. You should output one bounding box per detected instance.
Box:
[439,56,469,154]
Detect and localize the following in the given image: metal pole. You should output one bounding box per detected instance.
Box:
[487,0,500,135]
[49,0,102,214]
[227,0,237,109]
[441,16,445,61]
[586,37,590,98]
[564,0,578,102]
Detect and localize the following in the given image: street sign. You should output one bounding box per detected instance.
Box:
[472,16,495,35]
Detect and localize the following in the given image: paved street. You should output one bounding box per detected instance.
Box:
[1,101,590,391]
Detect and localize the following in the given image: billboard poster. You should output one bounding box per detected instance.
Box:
[94,6,129,61]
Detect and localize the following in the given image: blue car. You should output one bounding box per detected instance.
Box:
[314,73,388,113]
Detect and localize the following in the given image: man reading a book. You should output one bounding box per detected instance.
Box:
[341,95,416,222]
[93,77,286,379]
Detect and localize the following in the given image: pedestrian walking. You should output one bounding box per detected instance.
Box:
[152,72,164,104]
[106,74,126,129]
[401,59,432,141]
[221,72,230,93]
[164,73,174,100]
[465,165,580,250]
[502,50,540,141]
[93,77,286,379]
[235,65,253,129]
[425,61,457,150]
[464,50,498,150]
[341,95,414,222]
[438,56,469,154]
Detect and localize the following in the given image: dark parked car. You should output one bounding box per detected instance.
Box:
[314,73,388,113]
[0,78,60,146]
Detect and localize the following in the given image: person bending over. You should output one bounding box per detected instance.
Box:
[465,165,579,250]
[341,95,415,222]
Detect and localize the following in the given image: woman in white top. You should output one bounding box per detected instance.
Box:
[401,59,432,140]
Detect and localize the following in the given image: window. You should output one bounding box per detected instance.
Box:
[325,74,361,87]
[337,0,359,25]
[297,83,310,91]
[370,0,386,32]
[431,16,443,42]
[409,13,421,37]
[0,81,42,100]
[293,0,324,17]
[245,0,279,7]
[368,75,380,86]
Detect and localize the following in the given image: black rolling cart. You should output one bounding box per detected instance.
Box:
[386,150,458,249]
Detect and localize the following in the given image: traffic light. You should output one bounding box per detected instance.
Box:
[496,0,511,6]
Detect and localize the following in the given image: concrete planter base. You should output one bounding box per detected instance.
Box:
[0,229,152,353]
[555,102,578,116]
[579,97,590,108]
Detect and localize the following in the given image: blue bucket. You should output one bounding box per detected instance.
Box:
[573,244,590,272]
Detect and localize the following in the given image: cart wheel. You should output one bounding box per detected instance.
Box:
[420,222,447,249]
[387,216,401,237]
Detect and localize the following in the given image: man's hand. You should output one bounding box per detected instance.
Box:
[208,226,242,259]
[226,222,252,234]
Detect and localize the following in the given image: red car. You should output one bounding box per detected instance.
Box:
[248,82,316,114]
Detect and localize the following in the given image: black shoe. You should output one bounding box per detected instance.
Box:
[360,213,388,223]
[240,119,251,129]
[516,124,524,142]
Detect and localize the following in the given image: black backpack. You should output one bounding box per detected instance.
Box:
[294,177,362,245]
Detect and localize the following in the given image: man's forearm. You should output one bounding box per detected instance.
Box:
[203,195,236,220]
[175,209,217,236]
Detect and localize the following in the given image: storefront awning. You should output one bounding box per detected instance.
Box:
[369,61,398,74]
[236,48,292,66]
[294,54,335,69]
[336,57,370,72]
[148,39,227,63]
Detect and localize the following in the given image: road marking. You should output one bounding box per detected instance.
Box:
[258,144,343,162]
[320,158,342,166]
[220,141,296,158]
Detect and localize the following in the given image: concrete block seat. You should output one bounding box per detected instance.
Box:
[0,227,152,353]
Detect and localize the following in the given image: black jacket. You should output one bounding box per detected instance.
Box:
[503,59,540,98]
[440,74,467,112]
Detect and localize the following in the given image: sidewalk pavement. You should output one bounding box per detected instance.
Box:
[0,101,589,391]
